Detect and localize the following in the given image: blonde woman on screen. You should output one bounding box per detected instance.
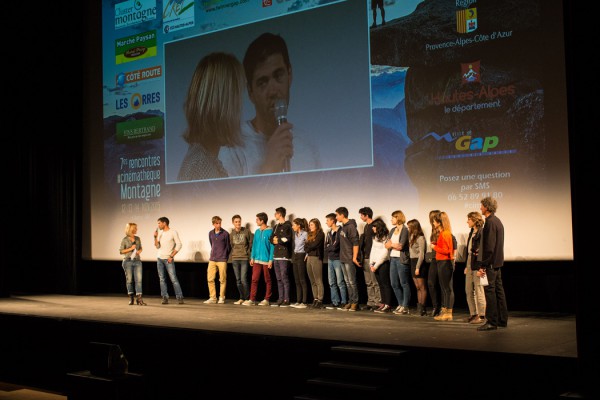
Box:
[177,52,245,181]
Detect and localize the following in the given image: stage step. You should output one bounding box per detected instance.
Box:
[294,345,409,400]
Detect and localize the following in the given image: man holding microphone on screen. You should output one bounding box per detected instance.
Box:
[219,32,320,176]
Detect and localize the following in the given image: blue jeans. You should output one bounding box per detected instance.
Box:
[328,259,347,305]
[157,258,183,299]
[122,258,143,295]
[232,259,250,300]
[390,257,411,307]
[341,262,359,304]
[273,259,291,302]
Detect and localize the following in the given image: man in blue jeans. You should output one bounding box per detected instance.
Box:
[270,207,293,307]
[230,214,253,304]
[335,207,361,312]
[324,213,347,309]
[154,216,184,304]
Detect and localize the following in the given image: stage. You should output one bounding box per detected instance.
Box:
[0,294,580,399]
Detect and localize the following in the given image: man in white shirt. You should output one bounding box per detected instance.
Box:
[219,32,320,176]
[154,216,184,304]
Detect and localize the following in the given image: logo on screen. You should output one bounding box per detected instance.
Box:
[421,131,507,157]
[116,31,157,64]
[456,8,477,33]
[262,0,272,7]
[163,0,195,34]
[461,61,480,84]
[116,92,161,110]
[116,66,163,87]
[455,134,499,153]
[115,0,157,30]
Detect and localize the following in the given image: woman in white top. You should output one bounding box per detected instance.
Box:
[385,210,411,315]
[369,218,393,313]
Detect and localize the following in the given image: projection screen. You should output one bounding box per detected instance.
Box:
[87,0,572,262]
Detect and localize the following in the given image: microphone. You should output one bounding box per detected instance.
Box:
[274,98,287,125]
[274,98,290,172]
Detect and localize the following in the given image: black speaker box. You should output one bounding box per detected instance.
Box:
[88,342,129,377]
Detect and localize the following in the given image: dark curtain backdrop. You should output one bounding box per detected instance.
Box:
[3,2,83,297]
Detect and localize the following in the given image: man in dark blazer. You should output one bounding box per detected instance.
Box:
[477,197,508,331]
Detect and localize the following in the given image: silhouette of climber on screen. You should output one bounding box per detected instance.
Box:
[371,0,386,28]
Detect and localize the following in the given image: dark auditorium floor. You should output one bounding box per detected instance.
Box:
[1,294,579,399]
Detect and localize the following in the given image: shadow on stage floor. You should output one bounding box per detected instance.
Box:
[0,294,579,399]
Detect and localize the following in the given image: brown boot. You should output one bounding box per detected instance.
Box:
[440,308,453,321]
[434,307,447,321]
[136,294,147,306]
[128,294,135,305]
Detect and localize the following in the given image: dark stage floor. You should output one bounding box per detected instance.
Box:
[0,294,577,357]
[0,294,580,399]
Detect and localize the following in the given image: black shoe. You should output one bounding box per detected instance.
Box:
[161,296,169,304]
[498,323,507,328]
[477,323,497,331]
[431,307,441,317]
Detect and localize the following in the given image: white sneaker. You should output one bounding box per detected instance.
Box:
[204,298,217,304]
[393,306,406,315]
[242,300,256,306]
[218,297,225,304]
[296,303,307,309]
[258,299,270,306]
[234,299,244,305]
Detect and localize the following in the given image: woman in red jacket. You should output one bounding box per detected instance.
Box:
[431,211,455,321]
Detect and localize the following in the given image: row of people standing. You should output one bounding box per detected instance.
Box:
[118,198,507,331]
[201,206,366,311]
